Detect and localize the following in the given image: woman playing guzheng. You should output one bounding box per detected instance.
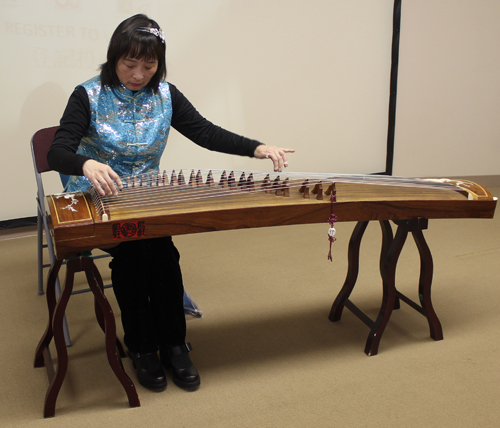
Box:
[47,14,294,392]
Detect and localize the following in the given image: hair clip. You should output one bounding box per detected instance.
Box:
[138,27,165,44]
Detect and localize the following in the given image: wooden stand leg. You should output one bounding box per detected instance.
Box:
[329,220,395,324]
[328,221,369,322]
[91,269,126,358]
[329,218,443,356]
[82,258,140,408]
[43,257,78,418]
[379,220,400,309]
[412,227,443,341]
[34,259,63,370]
[35,255,140,418]
[364,223,409,356]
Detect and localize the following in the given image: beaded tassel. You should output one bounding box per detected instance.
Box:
[327,192,338,261]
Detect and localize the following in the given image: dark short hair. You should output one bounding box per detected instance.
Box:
[100,14,167,93]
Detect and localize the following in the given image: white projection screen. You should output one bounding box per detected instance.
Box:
[0,0,394,222]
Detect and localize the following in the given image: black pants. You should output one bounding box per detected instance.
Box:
[104,237,186,353]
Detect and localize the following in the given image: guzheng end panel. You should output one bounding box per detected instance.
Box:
[46,192,96,259]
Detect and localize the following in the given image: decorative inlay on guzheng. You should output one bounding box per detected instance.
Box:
[45,169,497,260]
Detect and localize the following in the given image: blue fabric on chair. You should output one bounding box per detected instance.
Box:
[60,174,70,188]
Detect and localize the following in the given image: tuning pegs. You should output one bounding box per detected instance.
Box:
[178,170,186,185]
[272,176,282,196]
[196,170,203,187]
[261,174,272,194]
[188,169,196,186]
[300,179,310,199]
[312,182,324,200]
[219,170,228,188]
[206,170,215,187]
[247,173,255,192]
[228,171,236,189]
[238,172,248,191]
[282,178,290,197]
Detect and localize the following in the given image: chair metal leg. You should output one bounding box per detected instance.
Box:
[37,209,44,296]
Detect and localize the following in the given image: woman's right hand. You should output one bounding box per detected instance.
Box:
[82,159,123,196]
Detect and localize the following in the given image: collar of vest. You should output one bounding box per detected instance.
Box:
[113,83,152,102]
[81,76,156,102]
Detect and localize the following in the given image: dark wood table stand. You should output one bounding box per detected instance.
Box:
[329,218,443,356]
[34,255,140,418]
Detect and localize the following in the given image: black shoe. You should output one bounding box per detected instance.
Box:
[129,351,167,392]
[161,343,200,391]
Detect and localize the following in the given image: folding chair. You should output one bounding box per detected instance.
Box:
[31,127,202,347]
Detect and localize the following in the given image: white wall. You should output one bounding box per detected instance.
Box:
[0,0,394,222]
[394,0,500,179]
[3,1,498,222]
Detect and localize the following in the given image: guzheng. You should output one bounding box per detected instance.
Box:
[45,169,497,260]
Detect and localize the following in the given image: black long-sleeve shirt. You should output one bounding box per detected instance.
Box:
[47,82,262,175]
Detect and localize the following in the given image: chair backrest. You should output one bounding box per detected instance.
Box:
[31,126,59,174]
[31,126,73,189]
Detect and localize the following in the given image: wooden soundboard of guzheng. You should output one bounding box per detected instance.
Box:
[46,169,497,260]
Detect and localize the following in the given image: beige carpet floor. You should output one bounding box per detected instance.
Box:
[1,188,499,427]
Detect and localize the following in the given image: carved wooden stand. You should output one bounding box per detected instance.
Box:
[329,218,443,356]
[33,255,140,418]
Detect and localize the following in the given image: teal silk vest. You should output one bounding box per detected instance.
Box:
[65,76,173,192]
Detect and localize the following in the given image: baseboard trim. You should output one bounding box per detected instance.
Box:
[0,216,37,230]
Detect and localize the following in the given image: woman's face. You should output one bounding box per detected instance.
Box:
[116,55,158,91]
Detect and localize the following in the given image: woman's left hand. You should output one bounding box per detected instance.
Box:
[254,145,295,172]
